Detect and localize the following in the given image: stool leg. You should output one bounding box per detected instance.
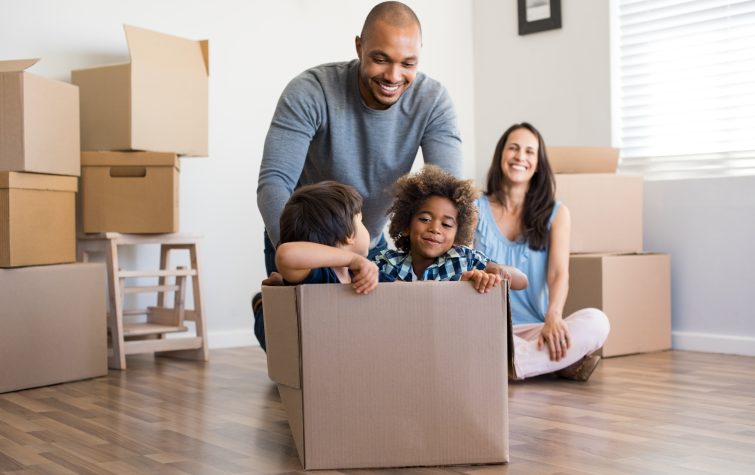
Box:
[106,239,127,370]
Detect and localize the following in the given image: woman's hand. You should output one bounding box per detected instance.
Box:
[538,312,571,361]
[461,268,502,293]
[348,255,379,295]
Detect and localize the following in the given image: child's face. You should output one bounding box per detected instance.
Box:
[352,213,371,257]
[405,196,458,261]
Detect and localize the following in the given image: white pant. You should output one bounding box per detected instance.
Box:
[512,308,610,380]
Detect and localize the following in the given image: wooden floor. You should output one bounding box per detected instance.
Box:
[1,348,754,474]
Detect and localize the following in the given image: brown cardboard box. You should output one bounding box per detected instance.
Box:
[71,25,209,156]
[0,172,77,267]
[0,59,80,176]
[80,151,179,233]
[262,282,509,470]
[548,147,644,253]
[563,253,671,357]
[0,263,107,393]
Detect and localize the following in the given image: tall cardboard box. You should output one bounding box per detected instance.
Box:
[263,282,509,470]
[548,147,644,253]
[0,263,108,393]
[80,151,179,233]
[0,59,80,176]
[0,172,77,267]
[71,25,209,156]
[563,253,671,357]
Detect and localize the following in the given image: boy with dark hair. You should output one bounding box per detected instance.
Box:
[374,165,528,290]
[254,181,392,350]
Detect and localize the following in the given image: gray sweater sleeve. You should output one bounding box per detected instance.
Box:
[257,74,323,246]
[420,86,463,177]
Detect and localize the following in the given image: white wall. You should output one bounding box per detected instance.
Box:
[471,0,612,185]
[472,0,755,356]
[645,177,755,356]
[0,0,476,348]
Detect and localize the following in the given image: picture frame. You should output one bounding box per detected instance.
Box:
[518,0,562,36]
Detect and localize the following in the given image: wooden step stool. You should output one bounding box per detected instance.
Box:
[77,232,209,369]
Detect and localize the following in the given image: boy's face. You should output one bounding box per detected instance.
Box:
[352,213,371,257]
[405,196,458,261]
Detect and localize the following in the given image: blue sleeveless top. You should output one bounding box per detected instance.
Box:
[474,196,561,325]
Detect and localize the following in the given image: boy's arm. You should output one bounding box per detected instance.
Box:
[485,262,529,290]
[275,242,379,293]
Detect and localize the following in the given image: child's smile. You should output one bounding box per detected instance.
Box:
[406,195,459,270]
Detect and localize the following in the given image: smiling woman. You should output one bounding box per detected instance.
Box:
[475,122,609,381]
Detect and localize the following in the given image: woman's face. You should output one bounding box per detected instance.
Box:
[500,128,539,184]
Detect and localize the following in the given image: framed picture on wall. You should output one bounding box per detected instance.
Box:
[518,0,562,35]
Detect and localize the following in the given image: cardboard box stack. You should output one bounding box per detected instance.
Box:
[0,59,107,392]
[72,25,209,233]
[549,147,671,357]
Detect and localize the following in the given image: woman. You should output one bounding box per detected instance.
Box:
[475,123,610,381]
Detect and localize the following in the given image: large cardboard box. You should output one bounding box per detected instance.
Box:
[0,172,77,267]
[263,282,509,470]
[563,252,671,357]
[0,263,108,393]
[71,25,209,156]
[0,59,80,176]
[548,147,644,253]
[80,151,179,233]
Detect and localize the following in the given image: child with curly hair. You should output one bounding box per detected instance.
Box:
[373,165,527,291]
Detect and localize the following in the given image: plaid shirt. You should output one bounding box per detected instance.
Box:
[373,245,490,282]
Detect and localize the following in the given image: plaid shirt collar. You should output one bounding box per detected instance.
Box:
[377,246,486,281]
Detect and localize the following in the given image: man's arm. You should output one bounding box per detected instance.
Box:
[257,75,324,246]
[420,85,463,177]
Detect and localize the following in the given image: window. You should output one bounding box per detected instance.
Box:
[616,0,755,179]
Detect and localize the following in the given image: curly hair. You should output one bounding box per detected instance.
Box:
[388,165,480,252]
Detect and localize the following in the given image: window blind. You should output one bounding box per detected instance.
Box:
[617,0,755,179]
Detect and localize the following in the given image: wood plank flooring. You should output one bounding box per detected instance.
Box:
[1,348,754,474]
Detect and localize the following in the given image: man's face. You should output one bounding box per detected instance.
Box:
[355,20,421,110]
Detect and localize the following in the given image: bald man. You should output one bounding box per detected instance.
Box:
[254,1,463,349]
[257,1,462,270]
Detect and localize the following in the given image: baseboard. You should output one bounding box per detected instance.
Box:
[207,329,259,349]
[672,331,755,357]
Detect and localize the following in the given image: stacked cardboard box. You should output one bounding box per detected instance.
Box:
[72,25,209,233]
[549,147,672,357]
[0,59,107,392]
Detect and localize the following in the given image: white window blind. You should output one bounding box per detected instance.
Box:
[617,0,755,179]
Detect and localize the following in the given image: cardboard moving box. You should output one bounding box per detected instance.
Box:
[0,263,107,393]
[72,25,209,156]
[548,147,644,253]
[563,253,671,357]
[0,172,77,267]
[263,282,509,470]
[0,59,80,176]
[80,151,179,234]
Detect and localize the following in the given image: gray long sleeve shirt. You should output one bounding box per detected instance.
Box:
[257,59,462,246]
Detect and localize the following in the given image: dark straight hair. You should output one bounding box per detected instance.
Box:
[484,122,555,251]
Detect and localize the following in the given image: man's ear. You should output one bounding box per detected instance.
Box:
[355,35,362,58]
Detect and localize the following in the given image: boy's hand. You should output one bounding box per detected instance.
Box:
[349,255,379,295]
[460,269,502,293]
[485,262,511,281]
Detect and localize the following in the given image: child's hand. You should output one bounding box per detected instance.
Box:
[348,255,379,295]
[485,262,511,281]
[460,268,502,293]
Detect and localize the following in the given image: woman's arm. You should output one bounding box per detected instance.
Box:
[539,205,572,361]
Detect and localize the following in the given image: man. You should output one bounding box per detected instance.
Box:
[254,2,463,346]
